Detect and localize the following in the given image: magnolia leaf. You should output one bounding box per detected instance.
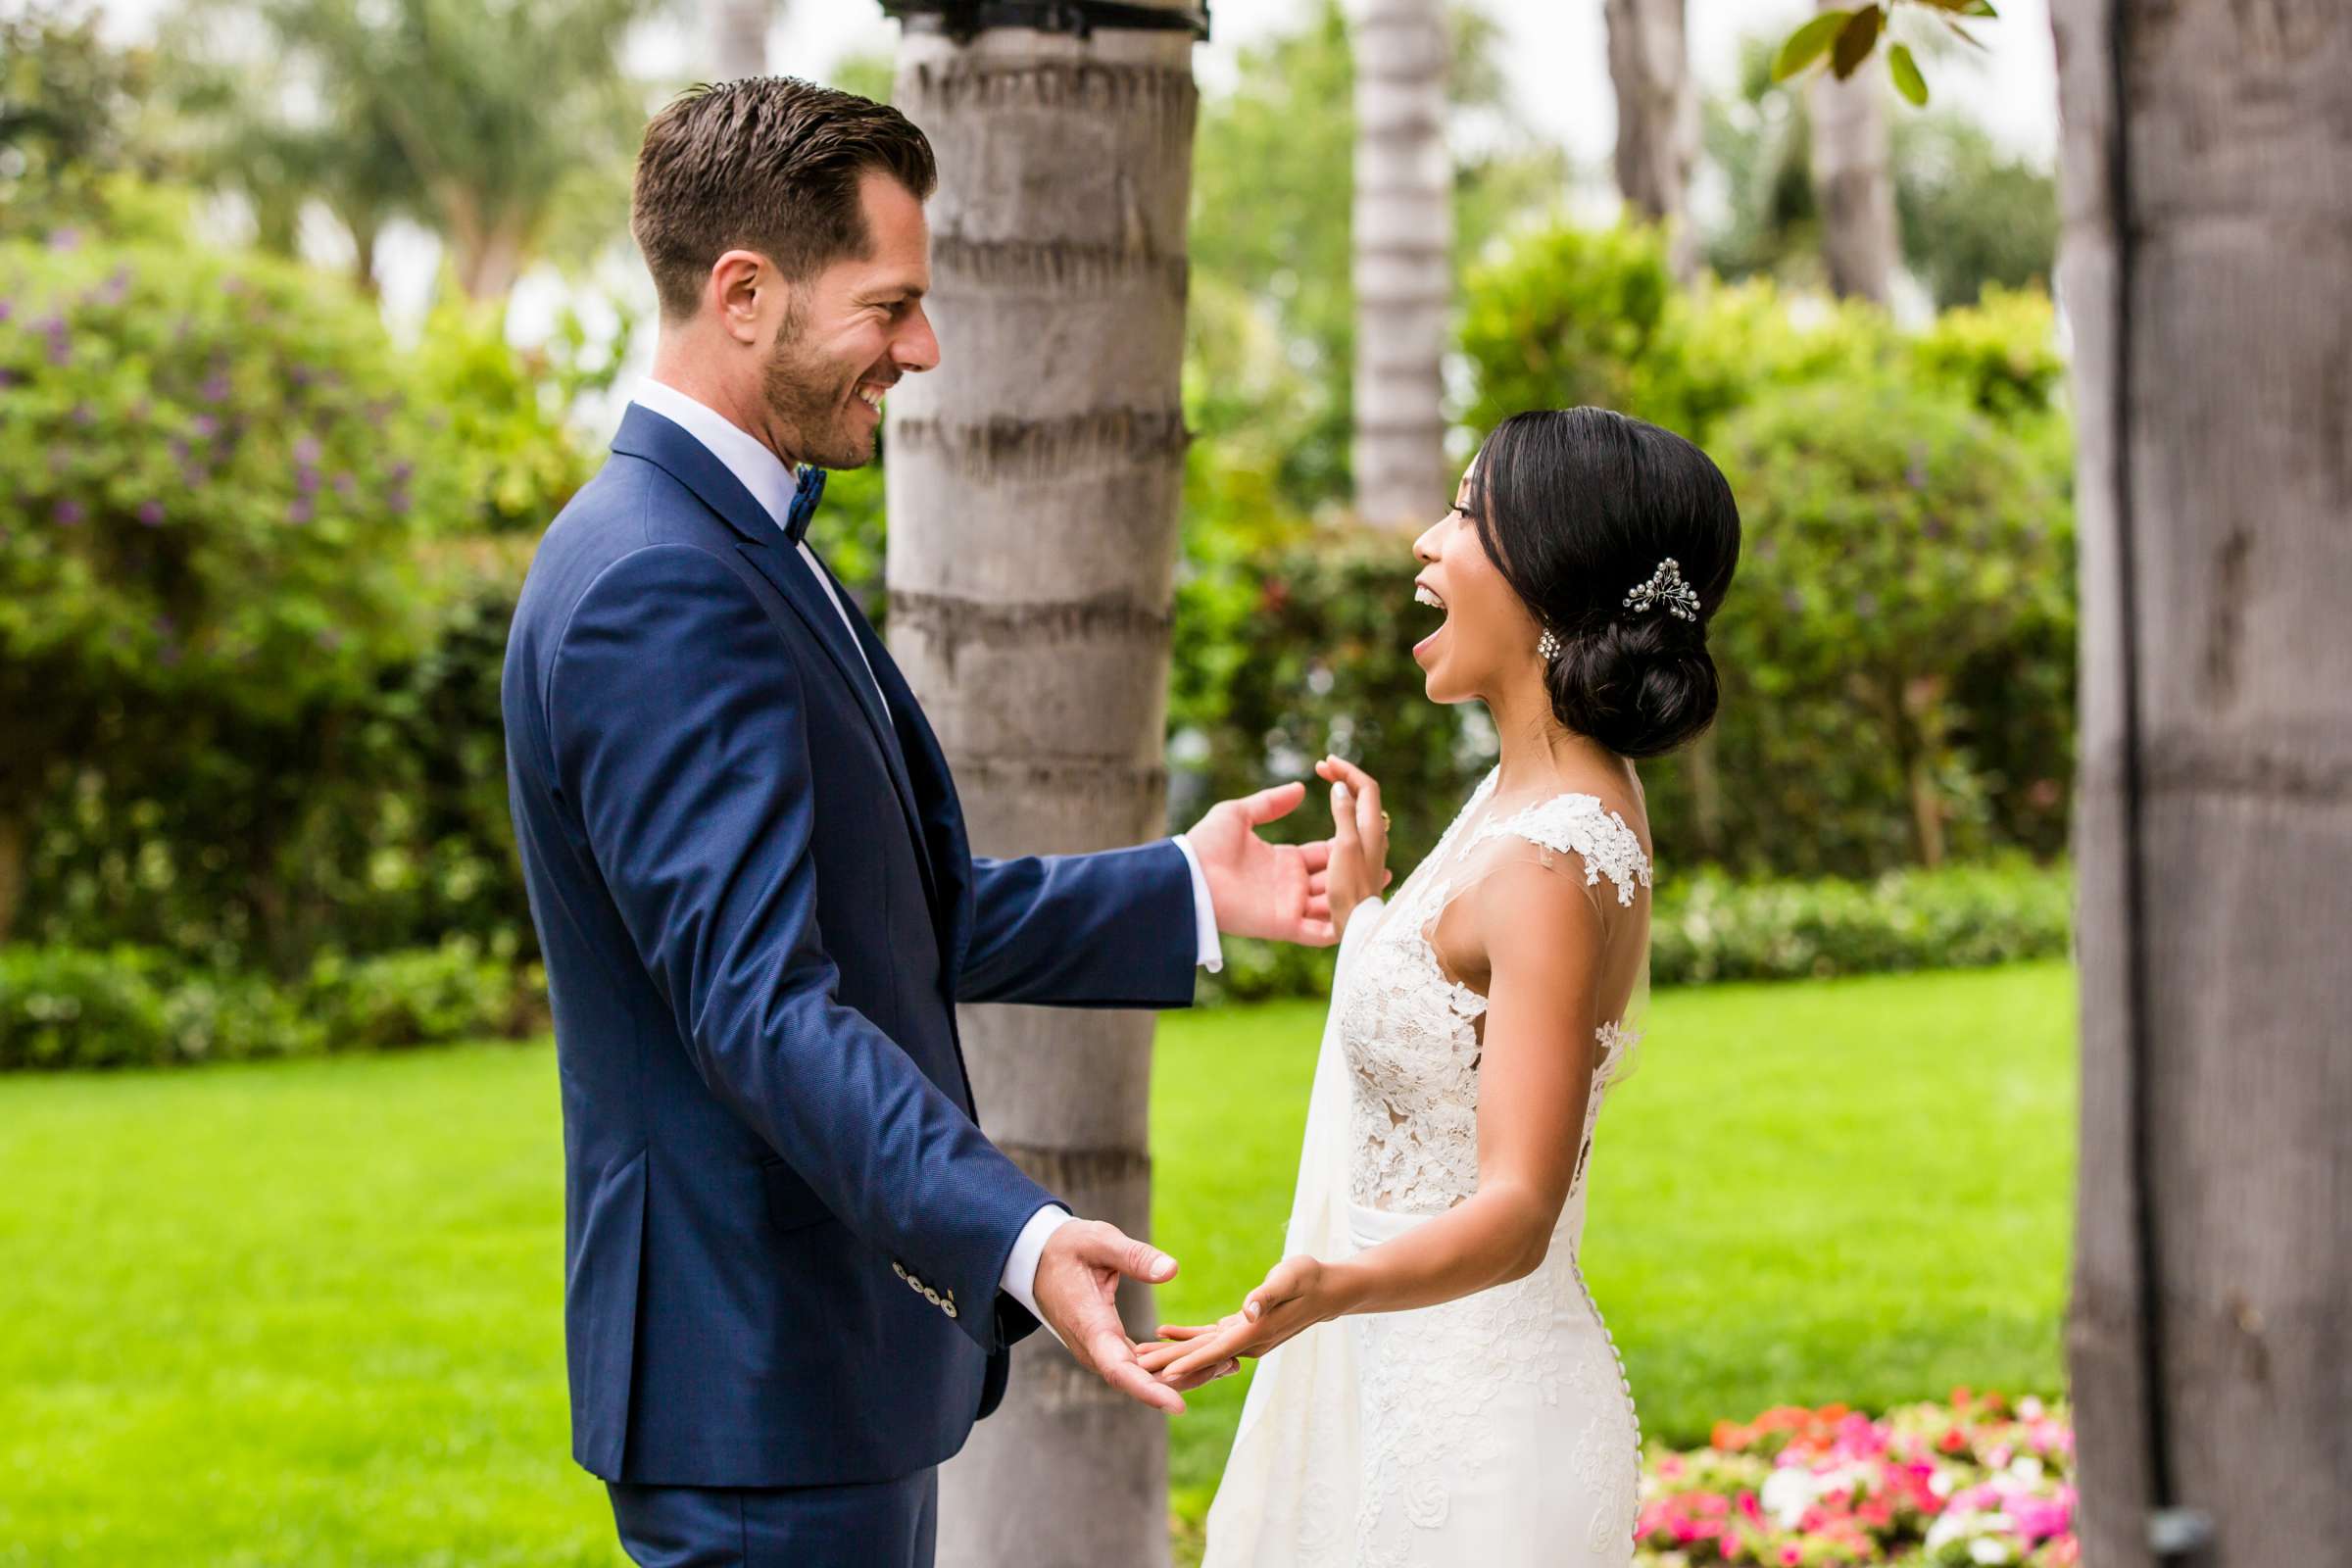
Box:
[1942,16,1990,48]
[1832,5,1886,78]
[1888,42,1929,106]
[1773,10,1851,81]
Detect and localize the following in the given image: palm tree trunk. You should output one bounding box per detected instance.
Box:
[2054,2,2352,1564]
[886,18,1198,1566]
[708,0,770,78]
[1805,0,1897,305]
[1352,0,1451,528]
[1604,0,1697,283]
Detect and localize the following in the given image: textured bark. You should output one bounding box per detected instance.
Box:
[887,21,1197,1567]
[1352,0,1451,529]
[1603,0,1696,282]
[1805,0,1897,305]
[707,0,769,78]
[2053,2,2352,1565]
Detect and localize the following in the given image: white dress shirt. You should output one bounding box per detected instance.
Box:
[630,378,1221,1335]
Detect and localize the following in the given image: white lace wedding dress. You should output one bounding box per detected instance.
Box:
[1203,766,1653,1568]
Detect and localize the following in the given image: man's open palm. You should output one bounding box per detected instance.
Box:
[1186,782,1339,947]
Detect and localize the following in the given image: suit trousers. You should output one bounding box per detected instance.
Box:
[608,1469,940,1568]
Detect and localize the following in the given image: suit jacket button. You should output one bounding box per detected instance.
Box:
[893,1262,908,1281]
[923,1286,941,1304]
[943,1300,959,1319]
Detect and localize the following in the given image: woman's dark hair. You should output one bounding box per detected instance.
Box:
[1465,407,1740,759]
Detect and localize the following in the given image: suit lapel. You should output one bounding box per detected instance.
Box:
[810,552,974,965]
[611,408,941,910]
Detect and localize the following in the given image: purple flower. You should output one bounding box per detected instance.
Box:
[171,438,191,463]
[386,488,411,517]
[287,498,314,525]
[46,329,70,368]
[0,299,12,322]
[200,372,232,403]
[191,415,220,439]
[297,468,321,495]
[72,403,95,427]
[47,227,82,252]
[138,500,166,527]
[292,435,322,466]
[389,460,415,483]
[0,368,17,390]
[332,472,357,498]
[54,499,85,526]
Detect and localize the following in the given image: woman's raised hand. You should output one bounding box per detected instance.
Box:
[1314,755,1393,939]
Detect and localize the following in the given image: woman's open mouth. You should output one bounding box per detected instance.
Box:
[1412,580,1447,660]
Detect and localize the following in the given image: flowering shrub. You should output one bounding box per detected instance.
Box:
[1638,1390,2075,1567]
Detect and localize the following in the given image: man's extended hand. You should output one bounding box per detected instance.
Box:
[1032,1219,1212,1413]
[1185,781,1338,947]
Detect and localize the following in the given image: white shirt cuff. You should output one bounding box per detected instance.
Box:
[1001,1203,1076,1345]
[1169,834,1225,973]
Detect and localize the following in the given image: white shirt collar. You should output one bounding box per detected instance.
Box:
[630,377,798,532]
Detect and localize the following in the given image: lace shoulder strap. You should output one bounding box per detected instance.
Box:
[1469,793,1652,906]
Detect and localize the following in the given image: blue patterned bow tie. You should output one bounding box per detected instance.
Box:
[783,465,827,545]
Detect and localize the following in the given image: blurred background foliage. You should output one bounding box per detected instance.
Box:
[0,0,2073,1059]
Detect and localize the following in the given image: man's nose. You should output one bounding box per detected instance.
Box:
[895,304,941,374]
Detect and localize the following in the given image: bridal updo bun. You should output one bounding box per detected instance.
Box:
[1467,409,1740,760]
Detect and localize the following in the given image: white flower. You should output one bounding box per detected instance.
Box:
[1970,1536,2015,1565]
[2019,1396,2045,1420]
[1761,1466,1819,1530]
[1929,1469,1958,1498]
[2008,1454,2045,1484]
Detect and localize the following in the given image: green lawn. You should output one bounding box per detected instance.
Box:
[0,962,2075,1565]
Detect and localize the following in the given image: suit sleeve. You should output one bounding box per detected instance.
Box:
[549,543,1055,1352]
[957,843,1200,1007]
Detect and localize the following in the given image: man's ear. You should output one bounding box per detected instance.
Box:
[709,249,770,344]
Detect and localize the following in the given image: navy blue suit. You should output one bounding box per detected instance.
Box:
[501,406,1198,1553]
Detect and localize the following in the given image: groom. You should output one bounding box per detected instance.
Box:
[501,77,1334,1568]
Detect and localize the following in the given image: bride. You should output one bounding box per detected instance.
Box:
[1146,407,1740,1567]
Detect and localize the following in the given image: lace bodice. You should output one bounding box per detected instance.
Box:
[1336,767,1653,1214]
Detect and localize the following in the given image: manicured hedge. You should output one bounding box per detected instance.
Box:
[1201,858,2072,1004]
[0,940,543,1070]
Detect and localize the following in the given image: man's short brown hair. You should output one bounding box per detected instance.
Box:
[630,77,938,320]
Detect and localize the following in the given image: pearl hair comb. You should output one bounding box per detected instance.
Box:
[1623,557,1701,621]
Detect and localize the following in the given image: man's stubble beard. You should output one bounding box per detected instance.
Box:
[760,313,877,472]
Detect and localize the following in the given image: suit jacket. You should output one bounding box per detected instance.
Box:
[501,405,1199,1488]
